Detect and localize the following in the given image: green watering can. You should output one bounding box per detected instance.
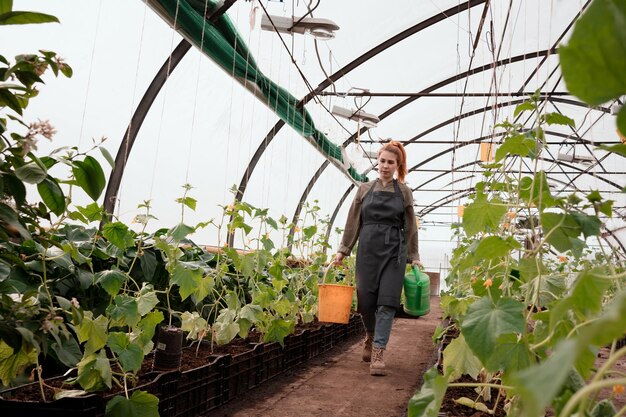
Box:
[403,266,430,316]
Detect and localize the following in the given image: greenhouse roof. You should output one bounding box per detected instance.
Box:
[6,0,626,272]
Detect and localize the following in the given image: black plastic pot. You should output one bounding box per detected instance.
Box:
[153,325,183,371]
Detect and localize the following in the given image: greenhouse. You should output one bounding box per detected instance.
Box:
[1,0,625,416]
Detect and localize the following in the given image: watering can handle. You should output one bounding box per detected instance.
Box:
[322,264,352,286]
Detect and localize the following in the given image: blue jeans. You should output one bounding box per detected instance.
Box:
[361,305,395,349]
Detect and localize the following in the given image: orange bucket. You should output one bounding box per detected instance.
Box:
[318,266,354,324]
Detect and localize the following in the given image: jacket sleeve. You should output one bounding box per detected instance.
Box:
[403,186,420,262]
[337,186,363,256]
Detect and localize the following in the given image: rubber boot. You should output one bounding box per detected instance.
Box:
[370,347,386,376]
[362,333,374,362]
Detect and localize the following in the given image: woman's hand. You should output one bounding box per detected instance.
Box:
[411,259,423,268]
[333,252,346,266]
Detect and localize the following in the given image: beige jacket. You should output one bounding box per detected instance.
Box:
[337,180,419,262]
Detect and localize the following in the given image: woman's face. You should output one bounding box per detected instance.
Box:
[378,150,398,183]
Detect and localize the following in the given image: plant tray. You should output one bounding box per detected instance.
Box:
[222,343,263,402]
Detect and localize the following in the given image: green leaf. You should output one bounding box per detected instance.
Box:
[407,367,448,417]
[514,101,536,117]
[570,268,613,316]
[180,311,208,340]
[176,196,197,211]
[37,177,66,215]
[72,156,105,201]
[139,250,157,281]
[262,317,295,347]
[102,221,134,249]
[15,162,47,184]
[462,195,507,237]
[519,171,556,210]
[558,0,626,105]
[0,1,12,15]
[442,334,482,381]
[0,11,59,25]
[99,146,115,168]
[77,350,112,392]
[524,274,567,307]
[570,211,601,238]
[0,202,30,238]
[134,311,164,353]
[77,202,103,222]
[461,296,525,367]
[545,112,575,127]
[581,290,626,347]
[0,88,23,114]
[599,143,626,158]
[0,340,38,386]
[95,270,127,296]
[105,390,160,417]
[240,304,264,323]
[168,223,194,241]
[495,134,538,162]
[505,339,577,417]
[50,336,82,367]
[540,212,582,254]
[76,313,108,355]
[107,332,143,373]
[214,309,239,345]
[191,275,214,302]
[107,295,140,327]
[136,286,159,316]
[303,225,317,240]
[473,235,521,260]
[590,400,618,417]
[171,263,203,301]
[486,333,531,373]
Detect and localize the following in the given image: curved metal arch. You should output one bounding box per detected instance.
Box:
[286,49,560,246]
[230,0,489,246]
[102,0,238,221]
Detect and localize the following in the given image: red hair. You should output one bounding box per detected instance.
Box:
[378,140,407,183]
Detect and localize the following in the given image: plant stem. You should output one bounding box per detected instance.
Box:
[36,357,46,402]
[559,377,626,417]
[448,382,513,391]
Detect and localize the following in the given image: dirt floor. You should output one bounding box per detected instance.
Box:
[211,297,443,417]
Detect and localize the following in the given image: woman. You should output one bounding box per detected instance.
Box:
[333,140,420,376]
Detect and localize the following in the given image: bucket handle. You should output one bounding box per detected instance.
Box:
[321,264,352,286]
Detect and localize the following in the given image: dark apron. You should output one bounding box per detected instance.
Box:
[355,179,407,314]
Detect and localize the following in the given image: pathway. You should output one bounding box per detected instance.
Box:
[212,296,442,417]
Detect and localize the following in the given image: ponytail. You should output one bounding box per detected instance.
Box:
[379,140,407,183]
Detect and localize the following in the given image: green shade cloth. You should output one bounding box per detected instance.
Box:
[151,0,367,183]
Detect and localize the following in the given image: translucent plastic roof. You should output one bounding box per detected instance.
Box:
[7,0,625,272]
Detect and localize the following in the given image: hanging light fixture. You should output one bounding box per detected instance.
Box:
[260,14,339,39]
[331,105,379,128]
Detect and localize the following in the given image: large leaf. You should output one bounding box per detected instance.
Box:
[570,268,613,316]
[462,194,508,237]
[134,311,164,353]
[102,221,134,249]
[76,350,112,392]
[105,390,160,417]
[0,1,12,15]
[107,332,143,373]
[540,212,583,255]
[37,177,65,215]
[136,286,159,316]
[505,339,578,417]
[167,222,194,241]
[191,275,215,302]
[570,211,601,238]
[442,334,482,381]
[50,335,82,367]
[0,11,59,25]
[170,263,203,301]
[0,202,30,238]
[495,133,538,162]
[72,156,105,201]
[486,333,531,373]
[407,367,448,417]
[0,340,37,386]
[14,162,46,184]
[106,295,140,327]
[474,235,521,260]
[461,296,525,367]
[76,313,108,355]
[95,270,127,296]
[263,317,295,347]
[519,171,556,210]
[558,0,626,106]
